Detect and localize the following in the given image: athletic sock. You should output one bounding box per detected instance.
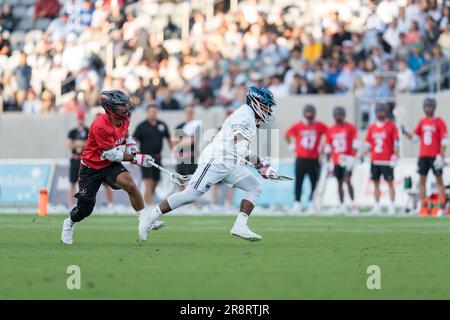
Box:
[150,205,163,220]
[235,212,249,226]
[137,207,147,217]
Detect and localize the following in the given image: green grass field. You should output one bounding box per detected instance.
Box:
[1,214,450,299]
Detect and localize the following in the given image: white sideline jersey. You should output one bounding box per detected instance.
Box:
[198,104,257,168]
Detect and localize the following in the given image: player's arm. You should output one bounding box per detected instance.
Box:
[284,124,296,145]
[358,129,372,160]
[323,131,332,162]
[100,146,155,167]
[401,123,420,142]
[234,133,277,178]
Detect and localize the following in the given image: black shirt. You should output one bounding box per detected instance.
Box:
[133,120,170,156]
[68,126,89,158]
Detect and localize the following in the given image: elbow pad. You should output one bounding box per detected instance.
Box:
[100,147,124,162]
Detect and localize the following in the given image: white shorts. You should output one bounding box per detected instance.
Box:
[189,160,253,193]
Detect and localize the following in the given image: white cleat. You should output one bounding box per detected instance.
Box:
[231,224,262,242]
[350,205,359,216]
[329,204,346,215]
[388,205,396,216]
[138,207,161,241]
[369,206,381,216]
[61,218,74,245]
[290,201,302,215]
[151,220,166,230]
[305,204,315,215]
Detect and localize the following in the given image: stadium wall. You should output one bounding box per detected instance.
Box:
[1,93,449,160]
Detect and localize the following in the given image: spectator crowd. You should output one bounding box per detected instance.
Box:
[1,0,450,116]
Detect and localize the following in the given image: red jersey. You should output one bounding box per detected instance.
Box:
[365,120,399,163]
[285,120,328,159]
[325,122,358,165]
[413,117,448,157]
[81,114,130,169]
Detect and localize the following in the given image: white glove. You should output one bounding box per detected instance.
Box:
[390,155,399,168]
[125,137,139,155]
[288,142,296,152]
[434,155,446,170]
[257,165,277,179]
[133,153,155,167]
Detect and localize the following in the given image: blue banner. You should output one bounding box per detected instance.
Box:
[0,164,52,205]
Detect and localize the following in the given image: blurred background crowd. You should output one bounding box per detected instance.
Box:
[1,0,450,120]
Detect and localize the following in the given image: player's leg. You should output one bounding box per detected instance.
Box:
[68,158,81,208]
[332,165,345,214]
[292,157,305,213]
[433,163,446,216]
[61,164,103,244]
[417,157,430,213]
[104,184,114,210]
[68,183,76,208]
[344,172,357,214]
[387,180,396,215]
[115,171,144,211]
[225,188,235,211]
[384,166,396,215]
[370,164,382,215]
[143,178,157,205]
[139,161,225,241]
[105,163,164,228]
[224,167,263,241]
[141,165,159,205]
[305,159,320,214]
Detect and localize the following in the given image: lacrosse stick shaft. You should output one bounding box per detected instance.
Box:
[146,160,191,184]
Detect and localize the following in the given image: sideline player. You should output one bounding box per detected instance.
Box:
[401,97,448,215]
[138,86,278,242]
[61,90,164,244]
[67,111,89,208]
[285,104,328,214]
[360,103,399,215]
[323,106,358,215]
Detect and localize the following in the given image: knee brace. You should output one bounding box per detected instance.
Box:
[70,194,96,222]
[243,181,262,205]
[167,187,203,210]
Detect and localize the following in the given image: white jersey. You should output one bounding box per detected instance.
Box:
[198,104,257,168]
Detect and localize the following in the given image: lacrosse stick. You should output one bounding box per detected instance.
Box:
[113,145,192,186]
[235,155,294,181]
[147,160,192,186]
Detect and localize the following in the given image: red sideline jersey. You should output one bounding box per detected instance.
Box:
[285,120,328,159]
[365,120,399,163]
[325,122,357,165]
[81,114,130,170]
[413,117,448,157]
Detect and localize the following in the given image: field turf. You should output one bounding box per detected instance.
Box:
[1,214,450,299]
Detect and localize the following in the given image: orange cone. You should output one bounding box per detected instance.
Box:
[419,199,430,216]
[38,188,48,217]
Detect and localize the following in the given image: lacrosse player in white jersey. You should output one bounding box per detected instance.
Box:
[138,86,277,242]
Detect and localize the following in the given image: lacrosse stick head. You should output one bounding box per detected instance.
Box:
[267,174,293,181]
[169,173,191,186]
